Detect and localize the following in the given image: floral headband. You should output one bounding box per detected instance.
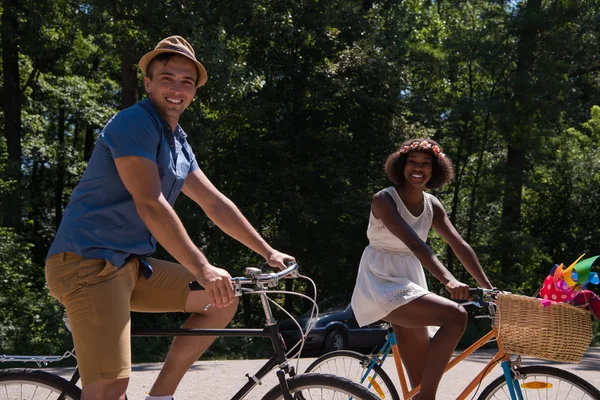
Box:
[399,140,446,159]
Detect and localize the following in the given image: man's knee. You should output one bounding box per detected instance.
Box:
[193,296,239,327]
[218,297,239,325]
[82,377,128,400]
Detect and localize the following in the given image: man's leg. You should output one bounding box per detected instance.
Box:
[81,379,129,400]
[131,258,238,397]
[46,253,138,400]
[149,292,238,396]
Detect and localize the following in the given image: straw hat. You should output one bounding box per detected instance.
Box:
[138,36,207,87]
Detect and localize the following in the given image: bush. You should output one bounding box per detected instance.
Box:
[0,228,72,359]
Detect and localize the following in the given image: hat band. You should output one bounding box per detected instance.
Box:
[160,45,196,61]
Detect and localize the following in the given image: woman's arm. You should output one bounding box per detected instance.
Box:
[373,191,457,286]
[430,195,493,289]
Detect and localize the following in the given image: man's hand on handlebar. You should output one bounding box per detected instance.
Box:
[196,264,235,308]
[265,250,296,271]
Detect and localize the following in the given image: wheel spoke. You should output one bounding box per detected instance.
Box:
[305,351,398,400]
[478,366,600,400]
[0,370,80,400]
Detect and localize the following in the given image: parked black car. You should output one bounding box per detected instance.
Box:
[278,296,388,354]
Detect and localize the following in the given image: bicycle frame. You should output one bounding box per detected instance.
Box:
[2,310,297,400]
[132,323,296,400]
[1,264,306,400]
[131,264,307,400]
[368,326,525,400]
[1,324,297,400]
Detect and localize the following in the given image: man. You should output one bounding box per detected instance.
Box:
[45,36,294,400]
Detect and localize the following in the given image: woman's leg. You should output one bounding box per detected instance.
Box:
[392,325,429,390]
[383,294,467,400]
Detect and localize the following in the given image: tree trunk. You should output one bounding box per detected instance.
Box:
[447,121,473,281]
[84,126,95,161]
[55,109,66,229]
[445,51,476,280]
[1,0,22,228]
[284,278,294,313]
[72,121,80,153]
[121,38,138,109]
[500,0,541,276]
[242,295,252,327]
[466,114,491,244]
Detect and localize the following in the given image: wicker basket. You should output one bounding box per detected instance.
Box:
[494,293,592,363]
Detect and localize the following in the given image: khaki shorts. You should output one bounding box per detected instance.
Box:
[45,252,195,386]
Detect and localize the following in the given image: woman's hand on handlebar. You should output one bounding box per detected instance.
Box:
[444,279,470,300]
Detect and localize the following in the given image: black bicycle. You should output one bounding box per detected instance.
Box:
[0,262,379,399]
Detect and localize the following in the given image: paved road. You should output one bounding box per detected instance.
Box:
[45,347,600,399]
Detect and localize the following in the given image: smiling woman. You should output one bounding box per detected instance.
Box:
[349,137,495,400]
[384,138,453,190]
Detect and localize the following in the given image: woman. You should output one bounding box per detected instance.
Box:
[351,138,494,400]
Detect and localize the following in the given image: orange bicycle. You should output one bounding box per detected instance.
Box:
[305,288,599,399]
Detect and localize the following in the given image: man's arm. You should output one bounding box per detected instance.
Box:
[182,169,293,269]
[430,196,493,289]
[114,155,234,308]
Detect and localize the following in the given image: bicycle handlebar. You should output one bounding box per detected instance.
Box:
[188,262,299,293]
[458,288,502,312]
[469,287,499,297]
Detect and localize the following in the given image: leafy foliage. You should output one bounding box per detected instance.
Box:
[1,0,599,360]
[0,227,71,355]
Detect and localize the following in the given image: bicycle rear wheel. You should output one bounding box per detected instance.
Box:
[261,373,380,400]
[0,368,81,399]
[305,350,399,400]
[478,365,600,399]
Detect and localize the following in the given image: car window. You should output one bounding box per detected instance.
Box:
[314,296,350,314]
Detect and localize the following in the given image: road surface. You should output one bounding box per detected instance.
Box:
[40,347,600,399]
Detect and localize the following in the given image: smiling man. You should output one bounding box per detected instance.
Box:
[44,36,294,400]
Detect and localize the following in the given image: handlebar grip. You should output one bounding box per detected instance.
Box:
[189,281,204,291]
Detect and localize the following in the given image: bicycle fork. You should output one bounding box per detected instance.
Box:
[500,360,524,400]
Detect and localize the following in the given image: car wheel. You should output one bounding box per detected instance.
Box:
[324,329,346,352]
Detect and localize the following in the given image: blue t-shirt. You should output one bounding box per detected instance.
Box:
[47,97,200,276]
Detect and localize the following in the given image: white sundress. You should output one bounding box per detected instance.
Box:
[351,187,438,335]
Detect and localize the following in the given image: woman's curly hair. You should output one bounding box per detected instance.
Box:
[384,138,454,189]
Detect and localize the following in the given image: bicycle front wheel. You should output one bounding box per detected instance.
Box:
[0,368,81,399]
[305,350,399,400]
[262,373,380,400]
[478,365,600,399]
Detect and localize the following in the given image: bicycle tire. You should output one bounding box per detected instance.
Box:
[261,372,381,400]
[477,365,600,400]
[305,350,400,400]
[0,368,81,399]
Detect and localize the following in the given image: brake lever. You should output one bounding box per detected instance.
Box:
[460,300,483,308]
[203,285,251,311]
